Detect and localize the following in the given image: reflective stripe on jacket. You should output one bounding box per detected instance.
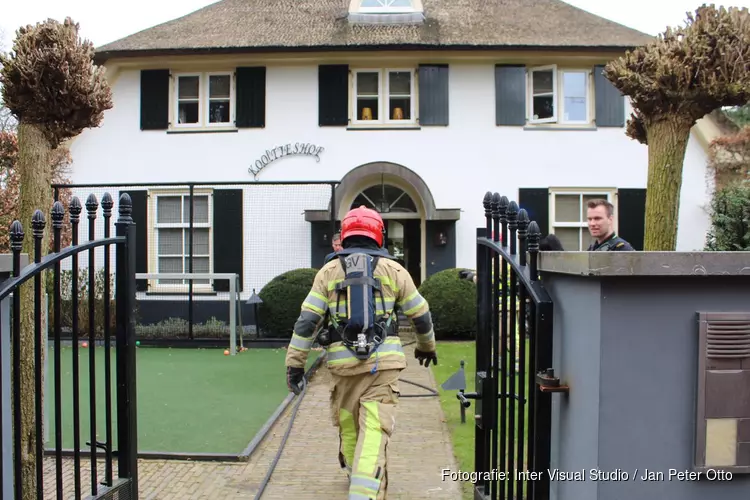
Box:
[285,254,436,376]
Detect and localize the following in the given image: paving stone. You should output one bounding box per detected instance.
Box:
[42,336,463,499]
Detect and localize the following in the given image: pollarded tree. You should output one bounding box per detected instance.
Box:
[0,17,112,496]
[603,5,750,250]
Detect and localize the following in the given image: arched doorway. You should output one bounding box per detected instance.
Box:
[350,181,422,286]
[304,162,461,282]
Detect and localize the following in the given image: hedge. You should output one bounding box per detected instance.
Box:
[257,268,319,339]
[418,268,476,340]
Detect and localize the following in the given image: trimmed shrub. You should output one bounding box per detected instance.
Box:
[258,268,319,338]
[704,181,750,251]
[418,268,476,340]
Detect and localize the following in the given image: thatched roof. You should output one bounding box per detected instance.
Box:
[95,0,655,61]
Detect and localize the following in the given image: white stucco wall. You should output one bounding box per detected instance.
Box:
[66,61,713,293]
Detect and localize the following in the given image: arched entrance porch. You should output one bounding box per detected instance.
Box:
[347,179,423,285]
[304,162,461,284]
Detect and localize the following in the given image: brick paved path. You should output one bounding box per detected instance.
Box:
[43,341,462,499]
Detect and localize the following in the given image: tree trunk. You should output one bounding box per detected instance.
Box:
[643,117,693,251]
[16,121,52,499]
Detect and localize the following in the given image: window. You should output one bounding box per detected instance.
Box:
[351,183,418,214]
[174,72,234,128]
[151,191,213,290]
[352,69,416,125]
[549,189,616,251]
[359,0,416,12]
[528,65,591,125]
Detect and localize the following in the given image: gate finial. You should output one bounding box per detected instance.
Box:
[117,193,133,224]
[86,193,99,219]
[51,201,65,229]
[9,220,24,251]
[69,196,82,224]
[31,209,46,239]
[528,221,541,281]
[507,200,519,255]
[517,209,529,265]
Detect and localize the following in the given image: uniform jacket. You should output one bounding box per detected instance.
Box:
[285,253,436,376]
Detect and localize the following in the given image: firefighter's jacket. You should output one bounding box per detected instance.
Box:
[284,255,436,376]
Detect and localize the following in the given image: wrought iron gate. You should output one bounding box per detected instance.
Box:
[0,192,138,499]
[459,192,555,500]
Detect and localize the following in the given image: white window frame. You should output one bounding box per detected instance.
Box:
[358,0,417,13]
[528,65,557,124]
[173,72,235,129]
[560,69,591,125]
[351,68,417,125]
[527,65,592,125]
[148,189,214,293]
[548,188,617,251]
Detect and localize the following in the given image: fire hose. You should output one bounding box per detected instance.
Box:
[252,339,438,500]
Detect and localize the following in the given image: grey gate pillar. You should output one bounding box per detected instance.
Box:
[537,251,750,500]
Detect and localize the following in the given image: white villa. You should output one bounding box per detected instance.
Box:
[62,0,723,322]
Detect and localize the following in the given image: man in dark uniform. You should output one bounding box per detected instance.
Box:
[585,198,634,251]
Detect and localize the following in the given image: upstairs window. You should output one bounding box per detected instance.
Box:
[359,0,416,12]
[174,72,234,128]
[528,65,591,125]
[352,68,416,125]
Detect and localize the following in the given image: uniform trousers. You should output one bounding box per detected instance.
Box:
[329,367,401,500]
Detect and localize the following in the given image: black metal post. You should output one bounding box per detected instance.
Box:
[101,192,114,486]
[85,194,99,495]
[31,210,45,500]
[490,192,501,500]
[515,209,529,500]
[526,224,540,500]
[507,201,519,500]
[69,197,82,498]
[115,193,139,497]
[51,201,64,500]
[9,220,23,500]
[188,184,194,340]
[497,195,509,500]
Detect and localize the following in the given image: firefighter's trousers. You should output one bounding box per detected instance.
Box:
[329,367,401,500]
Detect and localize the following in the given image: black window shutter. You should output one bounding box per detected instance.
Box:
[212,189,243,292]
[140,69,170,130]
[418,64,449,126]
[617,188,647,250]
[518,188,550,238]
[593,65,625,127]
[118,190,148,291]
[495,65,527,126]
[235,67,266,128]
[319,64,349,126]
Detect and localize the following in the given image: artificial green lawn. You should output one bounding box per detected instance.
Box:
[431,340,530,500]
[45,346,320,455]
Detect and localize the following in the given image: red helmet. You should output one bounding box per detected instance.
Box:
[341,205,384,247]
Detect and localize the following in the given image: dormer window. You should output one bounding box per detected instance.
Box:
[360,0,416,13]
[348,0,424,23]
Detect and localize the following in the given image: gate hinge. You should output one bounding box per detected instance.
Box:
[536,368,569,393]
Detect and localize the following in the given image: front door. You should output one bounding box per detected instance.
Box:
[384,219,421,287]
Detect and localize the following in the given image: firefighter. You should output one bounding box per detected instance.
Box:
[284,205,438,499]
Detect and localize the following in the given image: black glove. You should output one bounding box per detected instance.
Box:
[414,348,438,367]
[458,270,475,281]
[286,366,305,395]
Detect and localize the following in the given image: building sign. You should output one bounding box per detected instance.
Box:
[248,142,325,179]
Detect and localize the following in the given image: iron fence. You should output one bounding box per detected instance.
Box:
[0,192,138,499]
